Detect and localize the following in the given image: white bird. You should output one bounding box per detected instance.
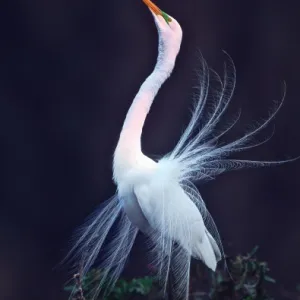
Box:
[65,1,294,299]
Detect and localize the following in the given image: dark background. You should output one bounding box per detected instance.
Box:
[0,0,300,299]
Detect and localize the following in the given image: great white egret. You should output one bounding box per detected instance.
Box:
[65,1,294,299]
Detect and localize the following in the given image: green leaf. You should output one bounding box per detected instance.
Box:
[128,277,154,295]
[264,275,276,283]
[248,245,259,257]
[216,273,223,284]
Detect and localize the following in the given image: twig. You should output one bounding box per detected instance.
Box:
[72,272,86,300]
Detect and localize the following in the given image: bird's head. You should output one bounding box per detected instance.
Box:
[143,0,182,59]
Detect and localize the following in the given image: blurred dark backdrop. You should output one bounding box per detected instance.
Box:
[0,0,300,299]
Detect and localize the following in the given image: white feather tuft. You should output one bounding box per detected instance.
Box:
[163,54,292,186]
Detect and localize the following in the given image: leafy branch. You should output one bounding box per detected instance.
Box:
[64,246,297,300]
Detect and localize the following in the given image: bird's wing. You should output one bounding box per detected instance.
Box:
[133,180,205,252]
[133,179,221,270]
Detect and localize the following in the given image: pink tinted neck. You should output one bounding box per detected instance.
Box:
[118,57,176,152]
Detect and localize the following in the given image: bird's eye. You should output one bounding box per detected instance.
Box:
[142,0,172,24]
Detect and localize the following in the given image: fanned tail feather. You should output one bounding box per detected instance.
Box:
[171,245,191,300]
[63,195,138,300]
[146,211,174,296]
[92,215,138,299]
[144,183,195,299]
[164,53,290,186]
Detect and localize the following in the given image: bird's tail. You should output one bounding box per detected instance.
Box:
[192,229,221,271]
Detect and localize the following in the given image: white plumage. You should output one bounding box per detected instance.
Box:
[64,1,295,299]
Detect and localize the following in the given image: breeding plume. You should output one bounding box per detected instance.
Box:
[65,1,292,299]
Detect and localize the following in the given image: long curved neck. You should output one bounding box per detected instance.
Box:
[116,48,177,154]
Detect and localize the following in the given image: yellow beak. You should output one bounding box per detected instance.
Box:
[142,0,172,23]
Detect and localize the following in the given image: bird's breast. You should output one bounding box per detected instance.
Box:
[113,147,157,185]
[119,191,151,234]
